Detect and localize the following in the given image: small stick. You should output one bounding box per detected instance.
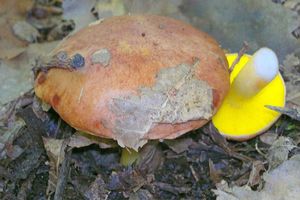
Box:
[266,105,300,121]
[228,41,249,74]
[54,146,72,200]
[208,123,253,162]
[189,165,199,182]
[255,142,267,158]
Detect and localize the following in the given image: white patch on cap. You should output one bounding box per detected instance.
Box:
[253,47,279,81]
[91,48,111,66]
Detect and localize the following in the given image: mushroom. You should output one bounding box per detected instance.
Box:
[212,47,286,140]
[34,15,230,150]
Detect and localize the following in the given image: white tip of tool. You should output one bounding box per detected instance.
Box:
[253,47,279,82]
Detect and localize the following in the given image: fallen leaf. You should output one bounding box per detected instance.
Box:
[68,131,117,149]
[153,182,191,195]
[209,159,222,184]
[12,20,40,43]
[0,63,33,105]
[16,172,36,200]
[164,138,194,154]
[267,136,296,169]
[136,142,163,174]
[129,189,155,200]
[0,48,26,60]
[107,169,148,192]
[284,0,300,13]
[259,131,279,145]
[0,0,34,59]
[266,105,300,121]
[214,154,300,200]
[42,137,66,171]
[247,160,265,187]
[0,41,58,104]
[84,174,110,200]
[42,137,67,195]
[0,119,25,160]
[213,180,260,200]
[282,53,300,106]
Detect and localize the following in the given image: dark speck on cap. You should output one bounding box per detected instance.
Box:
[70,53,85,69]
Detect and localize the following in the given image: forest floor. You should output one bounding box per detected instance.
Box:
[0,0,300,199]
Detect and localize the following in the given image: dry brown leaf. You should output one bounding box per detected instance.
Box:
[164,138,195,154]
[68,131,117,149]
[0,41,58,104]
[136,142,163,174]
[0,119,25,160]
[259,131,279,145]
[267,136,296,170]
[12,20,40,43]
[42,137,67,196]
[153,182,191,195]
[213,180,258,200]
[247,160,265,187]
[209,159,222,184]
[42,137,65,172]
[282,53,300,106]
[129,189,155,200]
[84,174,110,200]
[266,105,300,121]
[214,155,300,200]
[0,0,34,59]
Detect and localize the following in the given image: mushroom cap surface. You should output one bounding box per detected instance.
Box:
[34,15,230,149]
[212,54,286,140]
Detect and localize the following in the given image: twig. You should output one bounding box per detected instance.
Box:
[54,146,72,200]
[228,42,249,74]
[266,105,300,121]
[208,123,253,162]
[255,142,267,158]
[189,165,199,182]
[153,182,191,195]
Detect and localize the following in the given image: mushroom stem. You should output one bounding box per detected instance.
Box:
[231,47,279,98]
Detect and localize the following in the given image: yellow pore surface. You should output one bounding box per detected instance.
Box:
[212,54,286,140]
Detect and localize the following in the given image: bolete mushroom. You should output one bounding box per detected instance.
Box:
[34,15,230,150]
[212,48,286,140]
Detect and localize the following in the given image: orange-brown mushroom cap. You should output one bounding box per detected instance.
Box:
[34,15,230,150]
